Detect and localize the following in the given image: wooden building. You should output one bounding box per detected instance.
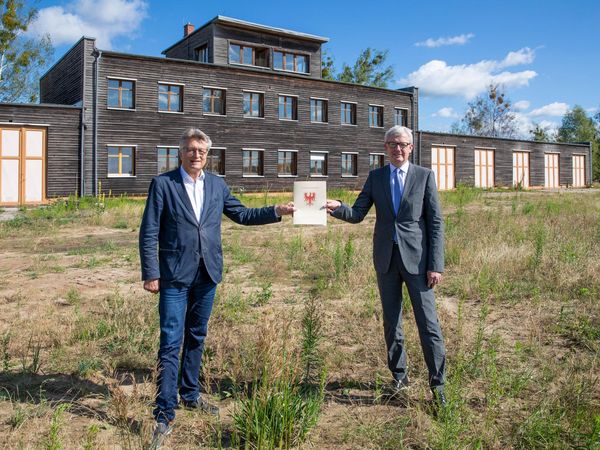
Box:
[0,16,592,205]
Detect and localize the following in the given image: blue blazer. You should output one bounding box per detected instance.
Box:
[139,169,280,286]
[331,164,444,275]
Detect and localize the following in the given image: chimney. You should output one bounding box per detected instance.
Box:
[183,23,195,37]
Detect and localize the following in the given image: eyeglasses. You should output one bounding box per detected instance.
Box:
[184,148,209,156]
[386,142,412,149]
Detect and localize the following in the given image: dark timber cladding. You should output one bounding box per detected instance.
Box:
[417,131,592,187]
[0,104,81,196]
[93,51,413,195]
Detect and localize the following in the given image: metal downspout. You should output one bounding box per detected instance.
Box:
[79,108,85,196]
[92,49,102,196]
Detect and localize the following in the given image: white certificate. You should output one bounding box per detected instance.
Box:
[293,181,327,226]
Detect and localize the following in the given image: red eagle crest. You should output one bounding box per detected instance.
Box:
[304,192,316,206]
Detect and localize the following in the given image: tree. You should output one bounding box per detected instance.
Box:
[556,105,600,181]
[530,123,553,142]
[0,0,53,102]
[451,84,518,138]
[321,47,394,88]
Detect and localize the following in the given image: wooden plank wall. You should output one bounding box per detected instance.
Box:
[0,104,81,197]
[91,52,414,195]
[39,38,86,105]
[418,132,591,187]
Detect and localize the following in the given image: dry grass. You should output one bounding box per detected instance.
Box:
[0,189,599,448]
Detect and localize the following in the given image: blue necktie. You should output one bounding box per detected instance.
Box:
[393,168,403,214]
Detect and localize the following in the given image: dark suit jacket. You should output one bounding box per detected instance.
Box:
[139,169,280,286]
[331,163,444,275]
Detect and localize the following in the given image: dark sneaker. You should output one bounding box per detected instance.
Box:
[150,422,172,450]
[432,389,447,408]
[394,376,410,391]
[180,397,219,415]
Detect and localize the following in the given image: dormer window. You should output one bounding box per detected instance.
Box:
[229,43,269,68]
[273,51,309,74]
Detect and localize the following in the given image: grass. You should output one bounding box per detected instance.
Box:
[0,188,599,448]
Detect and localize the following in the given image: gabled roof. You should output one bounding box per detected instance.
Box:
[162,15,329,54]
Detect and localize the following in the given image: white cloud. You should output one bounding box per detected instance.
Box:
[528,102,569,117]
[415,33,475,48]
[511,112,560,138]
[27,0,148,50]
[400,48,537,99]
[432,107,459,118]
[586,107,598,113]
[513,100,531,111]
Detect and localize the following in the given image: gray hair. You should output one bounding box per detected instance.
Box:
[179,127,212,151]
[384,125,413,144]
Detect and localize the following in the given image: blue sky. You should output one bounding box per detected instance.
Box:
[29,0,599,137]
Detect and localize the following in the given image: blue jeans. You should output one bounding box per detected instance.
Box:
[153,263,217,424]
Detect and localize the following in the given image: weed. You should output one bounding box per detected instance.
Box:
[44,403,70,450]
[301,295,324,383]
[83,424,101,450]
[2,331,11,371]
[253,282,273,307]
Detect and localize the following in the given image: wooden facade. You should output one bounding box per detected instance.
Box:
[0,16,592,204]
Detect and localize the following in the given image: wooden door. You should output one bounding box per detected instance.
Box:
[0,127,46,206]
[572,155,585,187]
[474,148,494,188]
[431,146,455,190]
[544,153,560,188]
[513,152,530,188]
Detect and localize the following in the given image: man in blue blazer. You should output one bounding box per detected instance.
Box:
[326,125,446,405]
[139,127,295,442]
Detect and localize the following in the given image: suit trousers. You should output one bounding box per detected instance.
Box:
[153,261,217,424]
[376,245,446,389]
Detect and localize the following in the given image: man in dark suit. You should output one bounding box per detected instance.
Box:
[326,125,446,405]
[139,127,295,444]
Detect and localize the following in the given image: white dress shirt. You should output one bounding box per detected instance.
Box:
[180,166,205,223]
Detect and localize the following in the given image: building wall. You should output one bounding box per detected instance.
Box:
[0,104,81,197]
[39,38,86,106]
[91,52,414,195]
[163,26,214,61]
[418,132,591,187]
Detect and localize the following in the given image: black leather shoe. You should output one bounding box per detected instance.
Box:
[180,397,219,415]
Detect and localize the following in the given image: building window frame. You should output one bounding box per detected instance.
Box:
[107,77,136,110]
[202,86,227,116]
[242,148,264,177]
[277,149,298,177]
[273,49,310,74]
[229,42,269,68]
[310,97,328,123]
[207,147,226,176]
[278,94,298,121]
[243,90,265,118]
[107,145,136,177]
[369,104,384,128]
[340,101,357,126]
[394,107,409,127]
[195,43,209,62]
[369,153,385,171]
[157,146,179,174]
[158,82,184,113]
[341,152,358,177]
[309,151,329,177]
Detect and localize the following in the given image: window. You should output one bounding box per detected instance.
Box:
[108,146,135,176]
[278,95,298,120]
[341,102,356,125]
[310,152,328,176]
[107,78,135,109]
[243,91,264,118]
[341,153,358,177]
[157,147,179,173]
[273,51,309,74]
[203,88,226,115]
[242,149,264,176]
[310,98,328,123]
[158,83,183,112]
[394,108,408,127]
[369,105,384,128]
[229,44,269,67]
[369,153,385,171]
[278,150,297,176]
[207,148,225,175]
[195,44,208,62]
